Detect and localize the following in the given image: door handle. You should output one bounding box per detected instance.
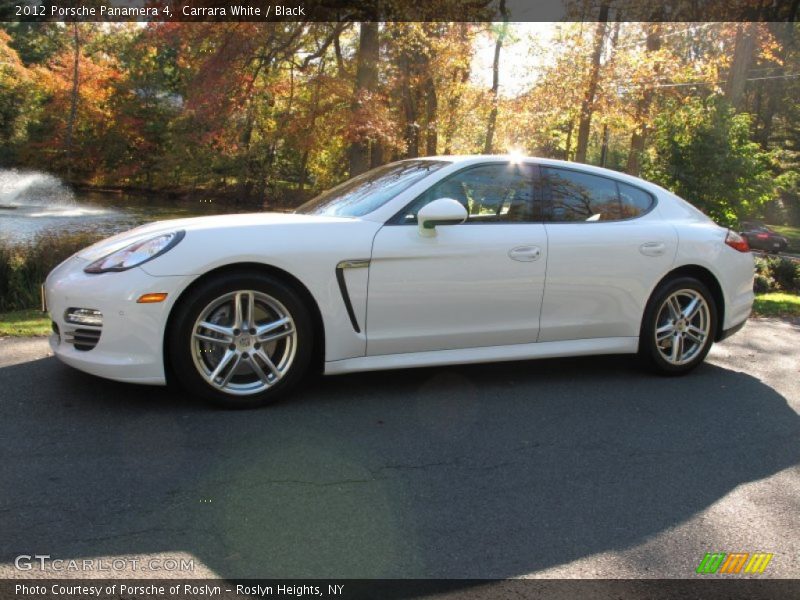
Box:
[639,242,666,257]
[508,245,542,262]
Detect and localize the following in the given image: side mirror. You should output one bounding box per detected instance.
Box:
[417,198,468,237]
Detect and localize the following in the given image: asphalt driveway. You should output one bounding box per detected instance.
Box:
[0,318,798,579]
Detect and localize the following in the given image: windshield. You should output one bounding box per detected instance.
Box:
[296,160,447,217]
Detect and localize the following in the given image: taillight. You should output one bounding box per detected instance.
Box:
[725,230,750,252]
[756,233,769,239]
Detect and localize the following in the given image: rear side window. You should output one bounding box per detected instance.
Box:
[542,167,654,222]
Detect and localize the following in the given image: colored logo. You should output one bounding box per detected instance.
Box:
[696,552,773,575]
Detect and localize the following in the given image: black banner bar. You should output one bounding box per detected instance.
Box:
[2,579,800,600]
[1,0,798,23]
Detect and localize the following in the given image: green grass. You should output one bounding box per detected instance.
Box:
[768,224,800,253]
[0,309,51,337]
[752,292,800,318]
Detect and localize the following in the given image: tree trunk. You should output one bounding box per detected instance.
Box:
[347,22,379,177]
[443,24,471,154]
[599,124,609,167]
[400,49,419,158]
[564,119,574,160]
[65,23,80,180]
[757,21,794,146]
[483,0,508,154]
[574,4,608,164]
[369,142,384,168]
[239,107,255,198]
[626,24,661,175]
[298,59,327,190]
[725,22,758,110]
[424,75,438,155]
[333,28,347,78]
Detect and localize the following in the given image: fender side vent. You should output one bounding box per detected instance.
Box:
[335,259,369,333]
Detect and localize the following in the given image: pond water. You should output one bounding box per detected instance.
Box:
[0,169,264,243]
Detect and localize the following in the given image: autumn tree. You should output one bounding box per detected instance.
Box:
[19,25,121,182]
[0,30,37,163]
[624,23,661,175]
[0,18,797,227]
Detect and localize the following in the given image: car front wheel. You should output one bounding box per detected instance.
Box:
[640,277,717,375]
[168,272,313,408]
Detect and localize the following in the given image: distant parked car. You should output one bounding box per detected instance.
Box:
[740,222,789,254]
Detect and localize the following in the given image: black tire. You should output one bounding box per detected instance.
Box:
[168,271,314,408]
[639,276,718,375]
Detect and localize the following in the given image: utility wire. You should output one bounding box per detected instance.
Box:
[614,23,719,50]
[621,65,791,85]
[638,72,800,89]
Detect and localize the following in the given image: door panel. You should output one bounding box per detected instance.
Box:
[539,218,677,342]
[537,166,677,342]
[366,223,548,355]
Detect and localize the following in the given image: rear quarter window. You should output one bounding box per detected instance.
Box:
[618,182,655,218]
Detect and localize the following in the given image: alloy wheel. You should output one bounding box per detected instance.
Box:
[653,288,711,366]
[190,290,297,396]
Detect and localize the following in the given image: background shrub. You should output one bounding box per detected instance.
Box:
[0,231,102,311]
[754,272,778,294]
[753,255,800,294]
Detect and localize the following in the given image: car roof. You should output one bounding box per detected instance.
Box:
[409,154,666,193]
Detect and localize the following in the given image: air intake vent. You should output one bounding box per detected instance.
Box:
[65,327,102,351]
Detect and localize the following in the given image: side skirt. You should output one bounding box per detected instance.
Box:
[324,337,639,375]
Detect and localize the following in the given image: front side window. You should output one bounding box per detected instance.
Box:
[296,160,446,218]
[391,163,540,225]
[542,167,655,222]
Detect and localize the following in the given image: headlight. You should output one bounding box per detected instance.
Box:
[84,231,185,274]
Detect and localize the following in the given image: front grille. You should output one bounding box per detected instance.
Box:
[64,327,101,351]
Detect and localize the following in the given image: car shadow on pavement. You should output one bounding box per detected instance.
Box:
[1,353,799,579]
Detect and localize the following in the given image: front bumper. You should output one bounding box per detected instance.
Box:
[45,256,186,385]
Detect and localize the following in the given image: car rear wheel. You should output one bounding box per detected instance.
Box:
[168,272,313,408]
[640,277,717,375]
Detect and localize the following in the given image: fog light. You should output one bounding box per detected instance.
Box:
[64,308,103,327]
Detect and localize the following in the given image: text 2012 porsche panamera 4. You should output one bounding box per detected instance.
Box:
[45,156,754,407]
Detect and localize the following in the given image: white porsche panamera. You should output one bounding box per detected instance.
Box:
[44,156,754,407]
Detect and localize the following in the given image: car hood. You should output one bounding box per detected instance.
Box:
[76,212,353,262]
